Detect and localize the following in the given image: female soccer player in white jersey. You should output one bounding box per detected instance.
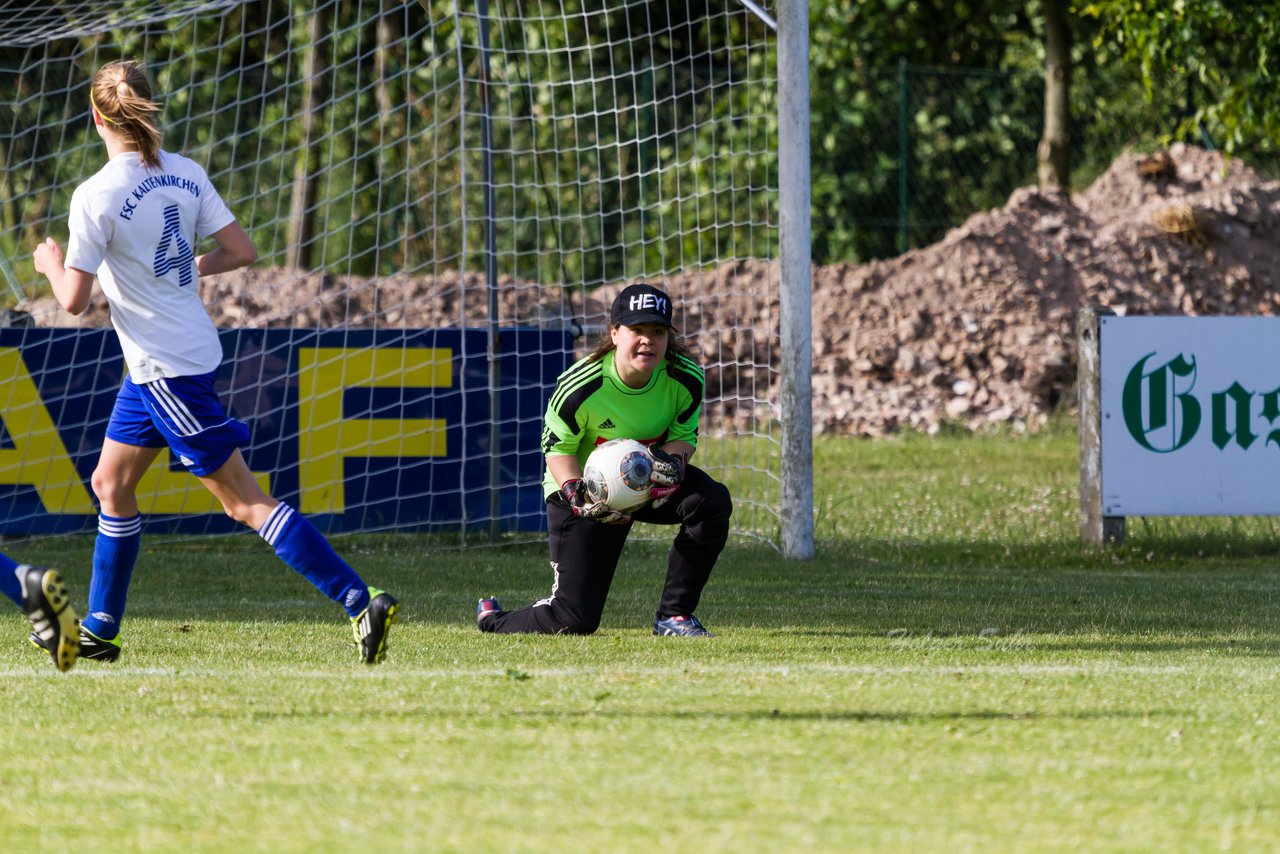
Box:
[31,60,398,664]
[476,283,733,636]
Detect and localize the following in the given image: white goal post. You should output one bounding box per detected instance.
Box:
[777,0,814,559]
[0,0,812,552]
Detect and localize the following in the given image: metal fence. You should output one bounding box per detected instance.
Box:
[811,60,1276,266]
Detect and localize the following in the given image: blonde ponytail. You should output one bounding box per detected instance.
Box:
[91,60,163,169]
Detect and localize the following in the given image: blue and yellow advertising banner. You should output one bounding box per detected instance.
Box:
[0,328,571,535]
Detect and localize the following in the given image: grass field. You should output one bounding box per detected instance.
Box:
[3,430,1279,851]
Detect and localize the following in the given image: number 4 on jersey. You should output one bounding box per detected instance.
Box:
[153,204,194,286]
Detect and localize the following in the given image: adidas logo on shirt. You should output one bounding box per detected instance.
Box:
[597,418,616,429]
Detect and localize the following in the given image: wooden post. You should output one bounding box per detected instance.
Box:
[1077,306,1125,545]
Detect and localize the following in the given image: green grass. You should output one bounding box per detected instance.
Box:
[3,430,1279,851]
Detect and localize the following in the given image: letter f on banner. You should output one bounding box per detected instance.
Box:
[1122,353,1200,453]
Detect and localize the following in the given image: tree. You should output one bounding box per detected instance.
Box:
[285,4,331,271]
[1037,0,1071,191]
[1083,1,1280,153]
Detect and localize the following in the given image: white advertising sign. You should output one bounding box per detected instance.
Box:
[1101,316,1280,516]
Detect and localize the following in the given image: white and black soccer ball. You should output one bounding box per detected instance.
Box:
[583,438,653,512]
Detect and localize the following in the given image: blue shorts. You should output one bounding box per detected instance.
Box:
[105,372,251,477]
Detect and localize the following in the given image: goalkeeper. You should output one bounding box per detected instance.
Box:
[477,284,732,637]
[31,60,399,665]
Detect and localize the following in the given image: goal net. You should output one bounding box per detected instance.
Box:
[0,0,784,544]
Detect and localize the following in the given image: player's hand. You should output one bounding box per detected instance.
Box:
[32,237,63,277]
[561,478,631,525]
[648,446,685,508]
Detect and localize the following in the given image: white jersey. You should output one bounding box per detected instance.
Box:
[64,150,236,383]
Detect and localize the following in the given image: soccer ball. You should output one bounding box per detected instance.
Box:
[583,438,653,512]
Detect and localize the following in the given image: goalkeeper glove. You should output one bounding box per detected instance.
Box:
[648,447,685,508]
[561,478,632,525]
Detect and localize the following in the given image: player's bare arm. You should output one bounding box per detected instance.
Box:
[546,453,583,489]
[196,221,257,277]
[32,237,95,316]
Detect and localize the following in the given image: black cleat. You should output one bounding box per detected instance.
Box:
[476,596,501,631]
[30,624,120,663]
[653,614,714,637]
[351,588,399,664]
[19,566,79,672]
[75,626,122,662]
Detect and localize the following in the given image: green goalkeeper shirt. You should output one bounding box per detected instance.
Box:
[540,349,704,498]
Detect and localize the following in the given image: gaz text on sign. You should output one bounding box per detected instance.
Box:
[1102,316,1280,516]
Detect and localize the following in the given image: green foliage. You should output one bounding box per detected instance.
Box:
[1083,0,1280,154]
[0,1,775,289]
[476,2,778,284]
[807,1,1181,263]
[5,1,1273,286]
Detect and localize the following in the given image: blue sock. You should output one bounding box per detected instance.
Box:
[0,550,21,608]
[258,503,369,617]
[83,514,142,640]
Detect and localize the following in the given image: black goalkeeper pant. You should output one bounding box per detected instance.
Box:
[481,465,732,634]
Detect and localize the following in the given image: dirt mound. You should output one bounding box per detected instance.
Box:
[20,144,1280,435]
[808,143,1280,434]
